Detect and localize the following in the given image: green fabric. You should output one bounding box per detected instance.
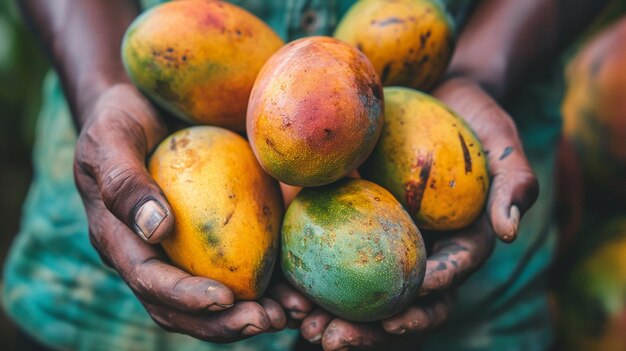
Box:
[2,1,561,350]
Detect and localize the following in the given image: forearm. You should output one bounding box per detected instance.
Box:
[18,0,141,128]
[447,0,607,101]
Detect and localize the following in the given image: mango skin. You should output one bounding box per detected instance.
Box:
[281,178,426,322]
[360,87,489,231]
[334,0,454,91]
[247,36,384,187]
[562,19,626,203]
[556,218,626,351]
[149,126,283,300]
[122,0,284,130]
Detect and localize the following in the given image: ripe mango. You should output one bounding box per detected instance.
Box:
[334,0,454,91]
[562,19,626,203]
[149,126,283,299]
[556,218,626,351]
[360,87,489,231]
[281,178,426,322]
[122,0,284,130]
[247,36,384,187]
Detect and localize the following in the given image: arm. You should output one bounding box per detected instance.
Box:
[17,0,139,125]
[448,0,608,101]
[18,0,293,341]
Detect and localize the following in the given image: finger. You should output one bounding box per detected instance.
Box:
[143,299,271,342]
[76,182,235,314]
[432,80,539,242]
[259,298,287,331]
[268,283,314,320]
[301,309,334,344]
[75,86,175,243]
[280,183,302,207]
[419,217,494,296]
[381,294,453,334]
[485,131,539,242]
[322,319,387,351]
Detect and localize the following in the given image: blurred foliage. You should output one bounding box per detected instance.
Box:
[0,0,48,156]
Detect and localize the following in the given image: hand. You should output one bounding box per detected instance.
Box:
[74,84,286,342]
[298,77,538,350]
[432,77,539,243]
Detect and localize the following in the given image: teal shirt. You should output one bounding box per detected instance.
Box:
[2,1,560,350]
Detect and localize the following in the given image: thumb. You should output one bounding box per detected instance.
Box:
[485,137,539,243]
[75,85,175,244]
[97,147,175,244]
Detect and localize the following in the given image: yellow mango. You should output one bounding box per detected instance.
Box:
[334,0,455,91]
[360,87,489,230]
[122,0,284,130]
[149,126,283,299]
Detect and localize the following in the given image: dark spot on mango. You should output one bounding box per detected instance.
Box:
[381,62,392,83]
[377,17,405,27]
[223,211,234,226]
[265,138,285,156]
[324,128,334,138]
[370,83,383,100]
[154,79,181,103]
[437,261,447,271]
[420,31,431,49]
[199,222,220,247]
[405,152,433,215]
[458,133,473,174]
[170,137,177,151]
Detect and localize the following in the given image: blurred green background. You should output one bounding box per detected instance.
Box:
[0,0,48,346]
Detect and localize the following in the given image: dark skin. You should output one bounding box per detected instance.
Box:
[18,0,306,341]
[17,0,605,348]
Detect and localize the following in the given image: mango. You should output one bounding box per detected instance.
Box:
[149,126,283,299]
[334,0,454,91]
[247,36,384,187]
[562,18,626,203]
[360,87,489,231]
[122,0,284,130]
[555,218,626,351]
[281,178,426,322]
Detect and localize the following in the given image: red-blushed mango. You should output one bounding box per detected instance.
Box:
[360,87,489,231]
[122,0,284,131]
[247,36,384,187]
[149,126,283,300]
[562,19,626,203]
[281,178,426,322]
[334,0,454,91]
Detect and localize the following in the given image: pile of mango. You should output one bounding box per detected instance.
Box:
[123,0,489,322]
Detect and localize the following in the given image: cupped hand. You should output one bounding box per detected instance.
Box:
[432,77,539,243]
[74,84,285,342]
[298,77,538,350]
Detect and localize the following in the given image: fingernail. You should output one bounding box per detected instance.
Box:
[308,333,322,344]
[289,310,307,320]
[207,303,233,312]
[390,327,406,335]
[505,205,520,241]
[134,200,167,240]
[509,205,520,234]
[242,324,265,335]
